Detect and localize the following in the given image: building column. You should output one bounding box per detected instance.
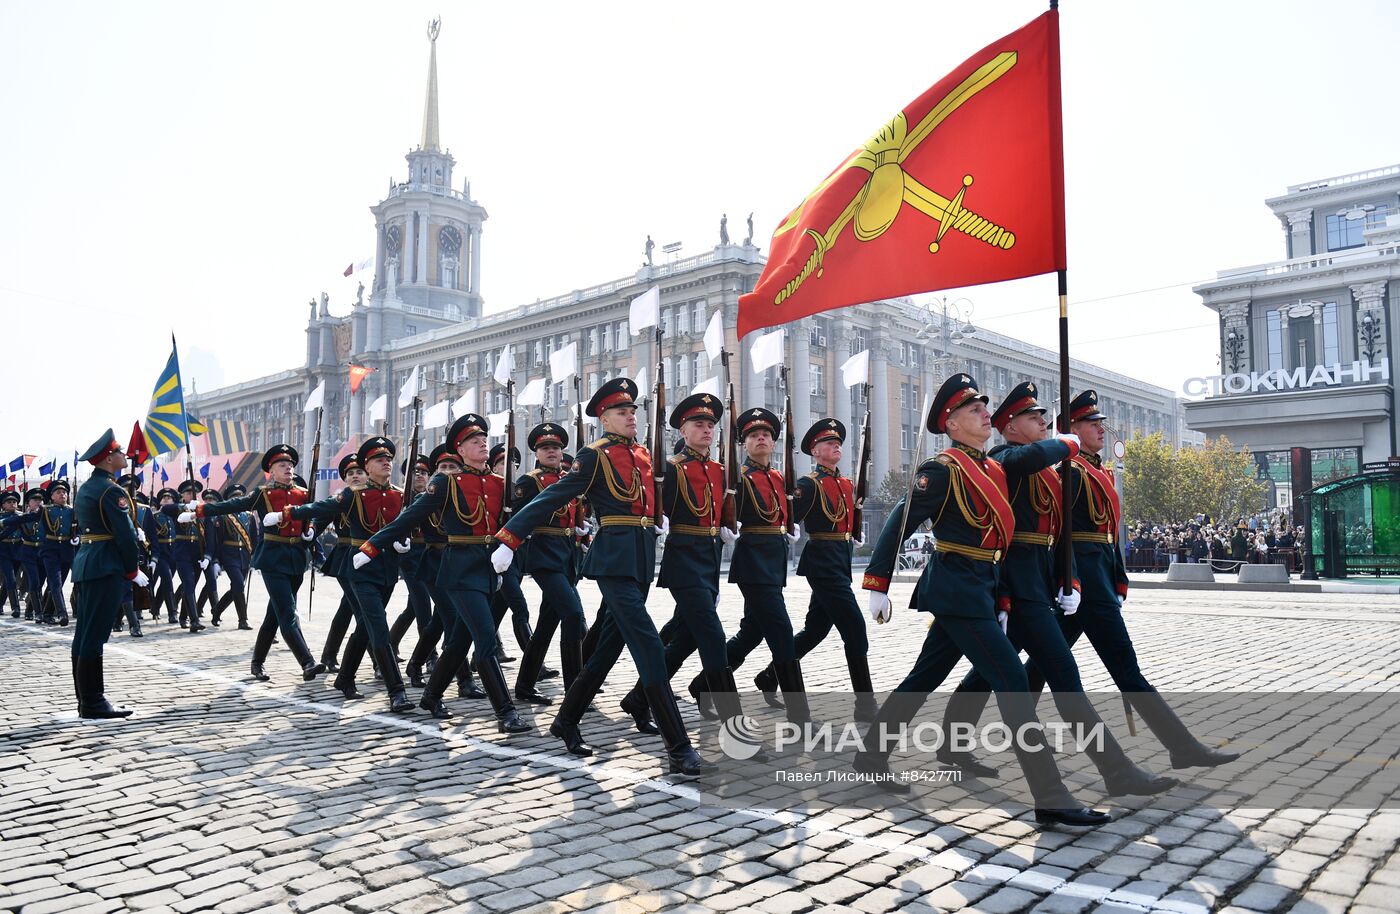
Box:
[869,340,891,494]
[469,226,482,296]
[832,323,854,476]
[791,320,811,453]
[1286,209,1313,259]
[1352,281,1388,363]
[1220,299,1251,374]
[403,213,417,285]
[417,213,430,287]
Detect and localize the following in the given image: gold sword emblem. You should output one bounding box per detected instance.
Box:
[771,51,1020,299]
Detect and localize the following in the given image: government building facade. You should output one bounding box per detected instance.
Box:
[188,24,1189,538]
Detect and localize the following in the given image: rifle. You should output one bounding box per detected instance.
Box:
[572,375,587,457]
[403,397,422,501]
[650,327,666,525]
[720,348,739,533]
[501,382,515,526]
[304,406,323,615]
[780,364,796,535]
[851,382,873,540]
[126,456,153,612]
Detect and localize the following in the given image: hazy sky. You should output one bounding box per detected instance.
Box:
[3,0,1399,467]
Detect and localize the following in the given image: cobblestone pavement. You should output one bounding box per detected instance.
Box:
[3,576,1399,914]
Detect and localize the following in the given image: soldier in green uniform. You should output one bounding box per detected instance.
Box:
[750,418,875,721]
[492,378,710,776]
[39,479,78,626]
[853,374,1108,827]
[387,452,435,665]
[934,382,1178,796]
[71,429,147,719]
[0,490,22,617]
[1,490,47,620]
[208,482,256,630]
[186,445,325,681]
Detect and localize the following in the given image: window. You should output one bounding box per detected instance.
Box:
[616,320,628,344]
[675,305,689,335]
[661,308,672,336]
[587,327,598,357]
[1325,205,1388,251]
[692,354,703,389]
[1266,310,1283,371]
[901,425,910,450]
[692,301,706,333]
[810,364,824,396]
[601,323,612,353]
[851,329,868,354]
[405,323,418,335]
[1322,301,1339,364]
[678,353,691,387]
[533,340,544,367]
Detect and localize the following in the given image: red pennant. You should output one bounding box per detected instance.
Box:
[127,422,151,466]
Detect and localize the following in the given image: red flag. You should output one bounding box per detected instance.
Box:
[348,364,376,394]
[738,10,1065,337]
[343,263,354,277]
[127,422,150,466]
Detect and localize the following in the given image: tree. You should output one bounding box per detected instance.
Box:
[1122,432,1178,523]
[874,468,911,507]
[1120,432,1267,525]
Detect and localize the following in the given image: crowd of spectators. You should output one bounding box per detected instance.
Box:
[1125,509,1305,573]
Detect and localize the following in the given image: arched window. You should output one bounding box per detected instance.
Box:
[438,226,462,289]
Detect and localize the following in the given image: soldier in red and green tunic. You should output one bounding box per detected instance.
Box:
[854,374,1109,828]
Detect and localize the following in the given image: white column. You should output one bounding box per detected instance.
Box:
[1286,209,1313,259]
[403,213,417,285]
[832,325,853,476]
[470,226,482,296]
[791,320,811,449]
[870,341,890,490]
[1352,281,1388,362]
[417,214,430,287]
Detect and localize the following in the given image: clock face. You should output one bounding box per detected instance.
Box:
[439,225,462,254]
[385,225,401,254]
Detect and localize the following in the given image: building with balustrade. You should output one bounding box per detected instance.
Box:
[1185,164,1399,507]
[188,22,1189,537]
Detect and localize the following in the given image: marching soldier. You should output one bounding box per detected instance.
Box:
[318,454,368,672]
[388,452,435,663]
[39,478,78,626]
[486,442,527,664]
[491,378,710,776]
[186,445,325,681]
[71,429,147,718]
[160,479,207,632]
[284,437,411,711]
[687,407,809,723]
[151,488,179,621]
[512,422,586,705]
[209,483,257,629]
[853,374,1109,827]
[0,490,25,617]
[114,475,156,638]
[1032,390,1240,769]
[935,382,1178,796]
[6,490,49,620]
[194,487,225,620]
[357,415,527,730]
[751,417,875,721]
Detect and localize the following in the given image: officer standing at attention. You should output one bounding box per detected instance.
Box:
[853,374,1109,827]
[284,437,410,712]
[510,422,584,705]
[186,445,326,682]
[1033,390,1240,769]
[492,378,710,776]
[934,382,1178,796]
[39,478,79,626]
[751,418,875,721]
[71,429,148,719]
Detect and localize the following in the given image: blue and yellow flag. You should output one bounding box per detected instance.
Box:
[144,336,206,455]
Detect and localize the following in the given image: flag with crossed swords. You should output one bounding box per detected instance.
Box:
[738,9,1066,337]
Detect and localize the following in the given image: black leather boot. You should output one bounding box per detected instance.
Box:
[6,582,20,617]
[250,623,277,681]
[559,637,583,691]
[847,655,878,723]
[373,644,414,713]
[333,630,368,699]
[687,671,718,721]
[417,645,458,720]
[1129,690,1241,769]
[456,662,486,699]
[211,590,229,625]
[644,684,715,776]
[550,667,606,756]
[126,609,144,638]
[773,659,813,725]
[76,656,132,719]
[620,683,660,735]
[281,625,324,681]
[388,606,415,652]
[753,663,783,709]
[513,623,555,705]
[478,656,530,733]
[234,591,251,630]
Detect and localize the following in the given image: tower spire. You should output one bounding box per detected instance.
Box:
[420,18,441,153]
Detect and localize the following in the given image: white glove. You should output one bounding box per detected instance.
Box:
[853,534,866,548]
[132,569,150,588]
[262,511,283,528]
[199,558,210,571]
[720,526,738,546]
[786,523,802,544]
[392,538,411,554]
[1056,433,1081,450]
[656,516,670,536]
[1056,588,1081,616]
[574,525,590,537]
[135,528,147,544]
[70,535,81,546]
[491,543,515,573]
[211,563,221,578]
[352,551,372,570]
[997,610,1009,634]
[177,511,196,524]
[182,502,198,512]
[146,560,157,575]
[868,591,892,624]
[301,527,317,541]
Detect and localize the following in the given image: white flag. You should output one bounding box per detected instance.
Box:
[629,286,660,335]
[518,378,547,406]
[423,400,451,430]
[452,387,478,417]
[492,347,513,387]
[303,380,325,413]
[549,342,578,383]
[368,394,387,424]
[749,329,785,374]
[691,376,722,399]
[487,410,510,437]
[635,366,648,395]
[841,349,870,389]
[398,365,420,408]
[703,311,725,364]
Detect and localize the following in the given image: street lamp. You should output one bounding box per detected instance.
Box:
[914,295,977,374]
[1223,327,1247,374]
[1360,312,1382,363]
